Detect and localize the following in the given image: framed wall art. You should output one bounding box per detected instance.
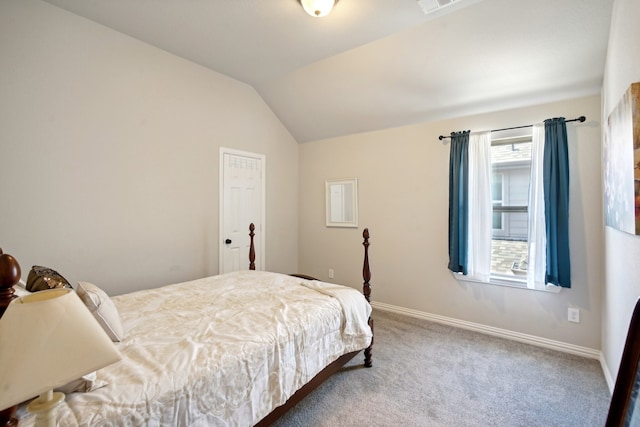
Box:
[604,82,640,235]
[325,178,358,228]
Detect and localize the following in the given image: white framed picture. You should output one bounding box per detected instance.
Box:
[325,178,358,228]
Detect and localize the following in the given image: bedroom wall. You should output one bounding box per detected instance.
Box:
[600,0,640,387]
[299,94,603,351]
[0,0,299,295]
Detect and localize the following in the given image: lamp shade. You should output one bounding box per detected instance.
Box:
[299,0,337,17]
[0,289,121,411]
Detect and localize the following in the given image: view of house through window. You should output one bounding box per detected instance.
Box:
[490,136,532,280]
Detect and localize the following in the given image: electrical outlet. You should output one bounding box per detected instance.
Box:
[328,269,334,279]
[568,307,580,323]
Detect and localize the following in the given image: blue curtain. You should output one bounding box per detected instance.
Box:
[543,118,571,288]
[448,131,470,274]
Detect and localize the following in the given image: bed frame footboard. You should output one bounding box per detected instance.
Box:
[248,223,373,368]
[250,224,374,426]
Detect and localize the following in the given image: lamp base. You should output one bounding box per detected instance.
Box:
[0,406,17,427]
[27,390,65,427]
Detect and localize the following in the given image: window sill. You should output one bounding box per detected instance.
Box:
[450,271,561,293]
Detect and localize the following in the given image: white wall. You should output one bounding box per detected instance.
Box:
[600,0,640,388]
[0,0,299,295]
[299,95,603,350]
[1,0,625,376]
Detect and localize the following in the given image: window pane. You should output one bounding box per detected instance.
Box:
[492,174,503,202]
[492,211,502,229]
[490,138,532,278]
[491,237,529,276]
[493,211,528,240]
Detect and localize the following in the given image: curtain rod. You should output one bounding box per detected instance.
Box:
[437,116,586,141]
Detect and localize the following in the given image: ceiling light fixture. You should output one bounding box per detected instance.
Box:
[298,0,339,18]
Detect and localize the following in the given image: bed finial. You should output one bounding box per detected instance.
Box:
[0,248,20,317]
[249,223,256,271]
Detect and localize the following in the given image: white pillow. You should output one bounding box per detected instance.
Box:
[12,282,31,298]
[76,282,124,342]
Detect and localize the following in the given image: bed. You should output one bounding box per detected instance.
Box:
[0,224,374,426]
[606,297,640,427]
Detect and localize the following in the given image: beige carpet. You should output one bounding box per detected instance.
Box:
[272,309,610,427]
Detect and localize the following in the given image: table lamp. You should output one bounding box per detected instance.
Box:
[0,288,122,427]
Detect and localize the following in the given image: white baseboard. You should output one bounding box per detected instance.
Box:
[600,354,615,394]
[371,301,602,361]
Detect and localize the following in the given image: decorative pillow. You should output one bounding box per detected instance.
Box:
[76,282,124,342]
[26,265,72,292]
[55,371,108,394]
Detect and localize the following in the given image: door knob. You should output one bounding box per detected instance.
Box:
[225,239,232,244]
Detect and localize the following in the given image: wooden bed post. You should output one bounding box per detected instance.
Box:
[362,229,371,303]
[362,229,373,368]
[0,248,20,426]
[0,249,20,318]
[249,223,256,271]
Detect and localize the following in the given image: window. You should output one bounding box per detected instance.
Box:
[448,119,571,290]
[490,135,532,281]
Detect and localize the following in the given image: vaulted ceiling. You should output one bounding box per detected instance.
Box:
[43,0,612,142]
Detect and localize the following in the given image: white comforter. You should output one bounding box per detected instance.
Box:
[18,271,372,427]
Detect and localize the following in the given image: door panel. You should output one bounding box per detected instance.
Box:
[220,149,264,273]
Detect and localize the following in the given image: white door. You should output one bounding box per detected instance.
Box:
[219,148,265,273]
